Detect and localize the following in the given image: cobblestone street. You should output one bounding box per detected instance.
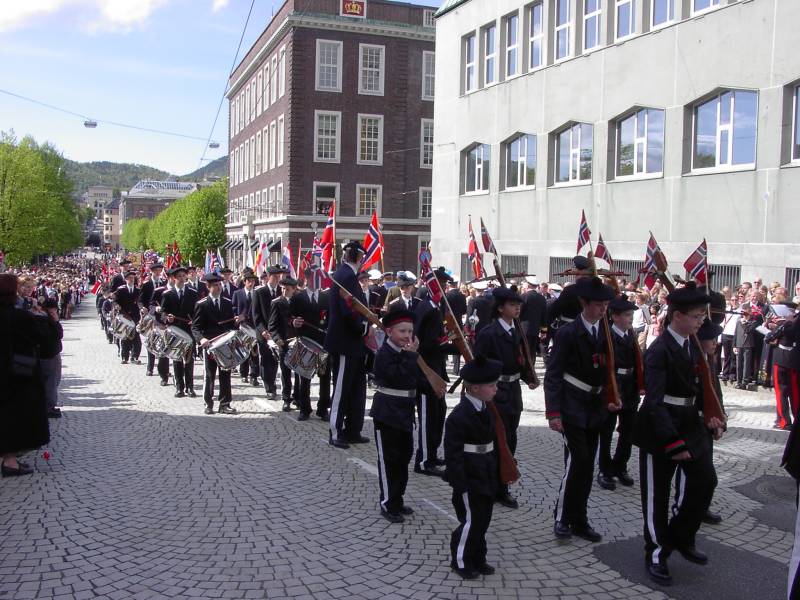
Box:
[0,301,794,600]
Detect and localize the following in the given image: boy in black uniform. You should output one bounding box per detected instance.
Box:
[597,295,642,490]
[444,356,502,580]
[633,283,724,585]
[544,277,617,543]
[162,266,198,398]
[269,276,299,413]
[369,309,421,523]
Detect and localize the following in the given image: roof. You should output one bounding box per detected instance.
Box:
[105,198,120,210]
[434,0,470,18]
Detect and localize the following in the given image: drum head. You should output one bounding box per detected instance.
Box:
[209,331,238,349]
[167,326,194,342]
[298,336,324,353]
[239,324,257,338]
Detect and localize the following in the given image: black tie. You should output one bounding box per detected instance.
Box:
[178,290,183,302]
[683,339,690,354]
[247,291,251,302]
[591,326,598,343]
[214,298,219,311]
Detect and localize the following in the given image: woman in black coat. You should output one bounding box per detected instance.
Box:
[0,273,58,477]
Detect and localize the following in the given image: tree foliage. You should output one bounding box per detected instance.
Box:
[0,132,83,265]
[120,218,151,250]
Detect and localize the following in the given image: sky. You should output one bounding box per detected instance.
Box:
[0,0,441,175]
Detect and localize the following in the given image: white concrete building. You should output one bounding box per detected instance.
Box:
[431,0,800,290]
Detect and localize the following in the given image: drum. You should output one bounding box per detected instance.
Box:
[111,314,136,340]
[144,327,168,358]
[284,336,329,380]
[162,326,195,361]
[208,331,250,370]
[236,324,258,352]
[137,314,156,336]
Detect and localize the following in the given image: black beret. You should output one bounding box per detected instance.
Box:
[280,276,298,287]
[124,270,138,277]
[573,277,615,301]
[697,318,723,341]
[667,282,711,307]
[204,273,222,284]
[382,309,414,329]
[460,355,503,385]
[244,272,259,281]
[219,267,233,274]
[609,295,637,312]
[492,286,523,304]
[397,273,416,286]
[572,255,590,271]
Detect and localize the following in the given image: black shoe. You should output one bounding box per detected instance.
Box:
[282,401,292,412]
[553,521,572,538]
[1,463,34,477]
[434,458,446,467]
[47,408,62,419]
[702,510,722,525]
[414,465,445,477]
[495,492,519,509]
[329,438,350,449]
[297,412,310,421]
[218,405,238,415]
[318,412,330,422]
[250,378,260,387]
[616,470,635,487]
[573,525,602,543]
[676,545,708,565]
[346,435,370,444]
[746,383,758,392]
[450,565,480,580]
[380,509,404,524]
[187,389,197,398]
[476,563,495,576]
[204,406,214,415]
[131,358,142,365]
[175,390,185,398]
[146,370,154,376]
[597,473,616,490]
[242,377,249,384]
[647,560,672,585]
[160,379,169,387]
[399,506,414,515]
[734,383,745,390]
[121,359,128,364]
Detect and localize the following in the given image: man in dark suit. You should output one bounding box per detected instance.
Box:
[186,266,208,299]
[291,277,329,420]
[232,272,260,387]
[192,274,237,415]
[324,241,370,448]
[110,259,131,291]
[219,267,237,300]
[521,277,547,359]
[149,277,172,387]
[161,266,198,398]
[252,266,283,397]
[139,262,165,376]
[269,276,299,412]
[387,273,421,313]
[446,280,467,374]
[114,270,142,364]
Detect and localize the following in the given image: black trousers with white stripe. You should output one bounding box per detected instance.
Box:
[639,449,716,565]
[450,490,493,571]
[329,354,367,442]
[673,432,716,516]
[374,421,413,515]
[554,422,600,527]
[415,389,447,469]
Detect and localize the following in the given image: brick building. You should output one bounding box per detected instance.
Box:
[225,0,437,272]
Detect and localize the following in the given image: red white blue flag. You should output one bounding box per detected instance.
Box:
[360,212,384,271]
[594,233,613,267]
[319,203,336,272]
[281,240,297,279]
[683,239,708,284]
[640,234,662,289]
[480,217,498,255]
[577,209,591,254]
[468,216,486,279]
[418,248,443,304]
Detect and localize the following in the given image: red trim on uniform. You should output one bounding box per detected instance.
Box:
[791,369,800,422]
[546,412,561,420]
[774,364,788,429]
[665,440,685,451]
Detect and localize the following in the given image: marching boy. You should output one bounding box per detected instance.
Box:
[369,309,421,523]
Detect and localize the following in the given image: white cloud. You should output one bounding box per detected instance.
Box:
[88,0,170,31]
[212,0,230,12]
[0,0,69,33]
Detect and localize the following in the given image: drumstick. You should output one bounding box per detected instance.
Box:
[166,314,192,324]
[217,317,237,325]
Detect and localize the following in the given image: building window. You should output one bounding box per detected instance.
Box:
[256,72,263,117]
[270,56,278,103]
[277,116,285,166]
[528,2,544,70]
[250,135,256,179]
[422,51,436,100]
[230,104,235,139]
[555,0,571,61]
[279,46,286,98]
[244,84,250,125]
[250,80,257,121]
[484,24,497,85]
[616,108,664,178]
[260,188,268,219]
[584,0,601,51]
[556,123,593,183]
[358,114,384,165]
[692,90,757,170]
[234,148,240,184]
[255,191,261,219]
[276,184,284,214]
[262,65,269,110]
[314,110,341,163]
[262,126,269,172]
[244,140,250,181]
[464,34,477,92]
[793,86,800,162]
[616,0,635,39]
[651,0,675,27]
[504,13,519,77]
[359,44,385,96]
[255,131,262,176]
[356,184,381,216]
[238,92,244,131]
[313,182,338,215]
[420,187,432,218]
[423,9,435,27]
[267,121,275,169]
[464,144,491,193]
[268,187,276,218]
[692,0,720,16]
[504,133,536,188]
[316,40,342,92]
[421,119,434,168]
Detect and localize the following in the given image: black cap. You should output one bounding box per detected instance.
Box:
[382,309,414,329]
[573,277,615,301]
[609,295,637,313]
[125,270,137,278]
[120,259,132,266]
[697,318,723,341]
[244,272,259,281]
[572,255,590,271]
[357,271,371,281]
[219,267,233,274]
[280,276,298,287]
[149,262,164,270]
[492,286,523,304]
[169,266,187,276]
[433,267,453,282]
[343,240,366,253]
[267,265,282,275]
[667,282,711,307]
[459,355,503,385]
[396,273,415,286]
[204,273,222,284]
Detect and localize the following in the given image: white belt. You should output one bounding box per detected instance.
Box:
[779,344,793,351]
[564,373,604,394]
[663,394,695,407]
[464,441,494,454]
[616,368,633,375]
[561,316,575,323]
[499,373,521,383]
[375,387,416,398]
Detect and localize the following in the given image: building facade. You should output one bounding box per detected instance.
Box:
[432,0,800,290]
[103,197,121,250]
[82,185,114,219]
[119,180,198,230]
[225,0,437,272]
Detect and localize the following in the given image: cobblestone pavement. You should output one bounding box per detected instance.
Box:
[0,302,794,600]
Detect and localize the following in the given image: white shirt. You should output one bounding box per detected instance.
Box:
[387,339,403,352]
[667,325,689,350]
[465,392,484,412]
[498,318,514,335]
[632,306,650,329]
[580,314,599,338]
[612,324,628,339]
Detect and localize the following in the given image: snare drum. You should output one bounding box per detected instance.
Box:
[144,326,168,358]
[163,326,195,361]
[208,331,250,370]
[137,314,156,336]
[285,336,329,380]
[236,324,258,352]
[111,314,136,340]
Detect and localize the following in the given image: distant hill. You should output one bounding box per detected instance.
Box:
[65,156,228,196]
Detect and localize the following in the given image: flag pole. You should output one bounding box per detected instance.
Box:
[331,200,337,268]
[297,237,302,279]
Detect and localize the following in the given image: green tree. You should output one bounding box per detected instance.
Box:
[121,218,151,251]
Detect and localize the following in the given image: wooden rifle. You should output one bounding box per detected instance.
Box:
[586,253,623,411]
[331,279,448,398]
[651,248,726,429]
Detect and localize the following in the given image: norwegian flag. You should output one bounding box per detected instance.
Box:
[164,244,174,270]
[467,216,486,278]
[172,241,182,267]
[319,203,336,272]
[360,212,384,271]
[594,233,613,267]
[101,262,109,283]
[418,248,443,304]
[683,239,708,284]
[480,217,498,255]
[640,234,662,289]
[576,209,591,254]
[307,236,331,290]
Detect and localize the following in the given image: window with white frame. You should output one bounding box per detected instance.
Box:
[616,108,664,178]
[233,148,239,184]
[556,123,593,183]
[358,114,384,165]
[250,80,257,120]
[250,135,256,179]
[692,90,757,170]
[268,187,276,218]
[269,120,277,169]
[256,72,263,116]
[314,182,338,215]
[505,13,519,77]
[277,116,285,166]
[484,24,497,85]
[262,65,269,110]
[261,188,268,219]
[234,97,240,135]
[255,191,261,219]
[270,56,278,103]
[239,92,245,130]
[464,34,477,92]
[256,131,262,176]
[356,185,381,216]
[651,0,675,27]
[244,140,250,181]
[421,119,434,168]
[276,184,284,214]
[423,9,435,27]
[616,0,635,39]
[555,0,571,61]
[692,0,720,16]
[229,151,234,180]
[244,84,250,125]
[359,44,385,95]
[793,86,800,162]
[314,110,341,163]
[230,104,235,139]
[504,133,536,188]
[422,51,436,100]
[528,2,544,70]
[584,0,601,51]
[316,40,342,92]
[262,127,269,172]
[464,144,491,193]
[420,187,432,218]
[279,46,286,98]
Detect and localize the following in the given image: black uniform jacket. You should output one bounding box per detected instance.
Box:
[231,287,256,327]
[611,327,641,411]
[446,288,467,325]
[289,289,325,345]
[151,286,168,324]
[114,285,141,323]
[521,290,547,343]
[414,299,452,382]
[474,319,523,415]
[546,284,582,335]
[633,330,710,460]
[220,280,237,301]
[161,287,198,335]
[324,263,367,357]
[268,296,295,345]
[466,294,492,337]
[369,340,421,433]
[252,284,282,338]
[444,395,498,497]
[544,317,609,429]
[774,317,800,372]
[191,296,235,343]
[387,295,420,314]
